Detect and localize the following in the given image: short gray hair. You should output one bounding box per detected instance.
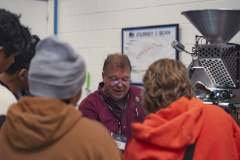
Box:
[103,53,132,74]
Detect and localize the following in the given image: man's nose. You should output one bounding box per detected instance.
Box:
[116,81,124,87]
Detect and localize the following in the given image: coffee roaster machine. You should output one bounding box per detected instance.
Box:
[172,9,240,123]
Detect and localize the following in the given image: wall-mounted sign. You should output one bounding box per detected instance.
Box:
[122,24,179,85]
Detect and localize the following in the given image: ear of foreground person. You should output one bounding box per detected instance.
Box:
[0,35,123,160]
[124,59,240,160]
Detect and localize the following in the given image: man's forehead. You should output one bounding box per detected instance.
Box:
[106,67,131,78]
[107,64,130,71]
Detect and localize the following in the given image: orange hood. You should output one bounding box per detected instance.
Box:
[131,97,204,149]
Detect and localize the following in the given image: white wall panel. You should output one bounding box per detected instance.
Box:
[67,15,88,32]
[98,0,123,12]
[78,0,98,14]
[0,0,48,39]
[58,0,79,17]
[88,13,111,30]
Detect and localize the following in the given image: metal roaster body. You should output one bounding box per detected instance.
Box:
[172,9,240,122]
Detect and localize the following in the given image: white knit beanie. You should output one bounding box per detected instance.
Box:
[28,35,86,100]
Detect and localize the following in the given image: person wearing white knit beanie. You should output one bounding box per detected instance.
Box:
[0,36,123,160]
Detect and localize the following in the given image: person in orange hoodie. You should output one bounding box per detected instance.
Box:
[124,59,240,160]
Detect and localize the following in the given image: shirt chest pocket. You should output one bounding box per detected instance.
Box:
[129,106,146,123]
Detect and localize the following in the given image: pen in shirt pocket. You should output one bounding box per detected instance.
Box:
[136,108,138,115]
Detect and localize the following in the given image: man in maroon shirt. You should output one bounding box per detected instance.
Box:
[78,53,146,151]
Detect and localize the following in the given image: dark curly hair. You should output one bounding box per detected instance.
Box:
[142,59,195,114]
[0,8,31,58]
[6,35,40,74]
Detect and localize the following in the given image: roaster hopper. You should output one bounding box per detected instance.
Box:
[180,9,240,122]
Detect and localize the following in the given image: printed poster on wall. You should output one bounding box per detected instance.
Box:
[122,24,179,85]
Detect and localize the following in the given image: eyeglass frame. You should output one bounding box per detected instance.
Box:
[104,72,132,86]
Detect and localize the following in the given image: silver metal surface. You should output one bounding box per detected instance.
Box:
[197,44,238,88]
[181,9,240,122]
[171,40,185,52]
[189,63,240,104]
[171,40,191,54]
[182,9,240,44]
[188,43,240,104]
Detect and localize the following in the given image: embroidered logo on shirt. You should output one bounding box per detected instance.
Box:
[132,96,141,107]
[135,96,140,102]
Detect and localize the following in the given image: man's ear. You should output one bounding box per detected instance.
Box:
[102,72,105,80]
[18,69,28,81]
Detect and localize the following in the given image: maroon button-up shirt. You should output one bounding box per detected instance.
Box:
[78,82,146,144]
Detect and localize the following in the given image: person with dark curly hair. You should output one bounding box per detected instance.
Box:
[0,8,31,127]
[0,35,40,100]
[124,59,240,160]
[0,9,31,73]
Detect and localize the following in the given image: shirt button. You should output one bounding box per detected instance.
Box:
[123,126,126,128]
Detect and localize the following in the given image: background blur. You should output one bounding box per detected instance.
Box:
[2,0,240,104]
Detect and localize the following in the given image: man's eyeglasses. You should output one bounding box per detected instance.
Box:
[105,73,132,86]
